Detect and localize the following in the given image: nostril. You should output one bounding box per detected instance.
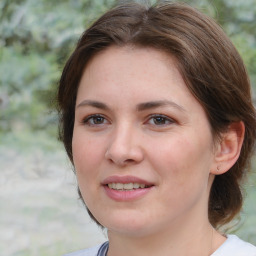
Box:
[125,159,135,163]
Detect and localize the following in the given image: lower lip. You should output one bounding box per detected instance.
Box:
[103,186,153,201]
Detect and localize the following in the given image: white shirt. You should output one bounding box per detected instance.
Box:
[63,235,256,256]
[211,235,256,256]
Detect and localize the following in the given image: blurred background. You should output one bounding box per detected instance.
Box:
[0,0,256,255]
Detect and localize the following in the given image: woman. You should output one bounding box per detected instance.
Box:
[58,2,256,256]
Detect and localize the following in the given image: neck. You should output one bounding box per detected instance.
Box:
[107,220,223,256]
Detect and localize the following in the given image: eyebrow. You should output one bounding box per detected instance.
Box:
[76,99,186,112]
[76,100,110,110]
[136,100,186,112]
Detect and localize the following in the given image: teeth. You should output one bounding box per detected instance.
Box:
[124,183,133,190]
[107,183,148,190]
[116,183,123,190]
[133,183,140,189]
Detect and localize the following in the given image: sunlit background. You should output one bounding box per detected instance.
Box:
[1,0,256,255]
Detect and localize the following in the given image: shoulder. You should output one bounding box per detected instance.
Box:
[212,235,256,256]
[62,245,101,256]
[63,241,109,256]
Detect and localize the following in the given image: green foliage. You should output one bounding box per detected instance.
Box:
[210,0,256,88]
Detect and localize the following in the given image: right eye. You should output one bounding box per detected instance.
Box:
[82,115,109,126]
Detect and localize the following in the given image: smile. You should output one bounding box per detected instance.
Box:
[107,183,150,190]
[102,176,154,201]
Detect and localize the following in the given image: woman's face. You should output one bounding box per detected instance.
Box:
[72,46,217,237]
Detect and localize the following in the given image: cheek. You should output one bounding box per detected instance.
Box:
[72,134,104,205]
[149,135,212,186]
[72,131,104,176]
[148,137,212,217]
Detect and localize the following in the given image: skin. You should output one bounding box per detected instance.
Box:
[72,46,243,256]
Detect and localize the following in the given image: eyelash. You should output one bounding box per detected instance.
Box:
[146,114,175,126]
[81,114,175,127]
[82,114,109,126]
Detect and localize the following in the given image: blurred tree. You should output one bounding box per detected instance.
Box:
[210,0,256,90]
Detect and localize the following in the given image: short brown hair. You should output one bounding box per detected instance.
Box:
[57,2,256,228]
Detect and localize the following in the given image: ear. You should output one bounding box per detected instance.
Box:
[211,121,245,175]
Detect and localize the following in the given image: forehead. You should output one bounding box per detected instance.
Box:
[86,45,179,73]
[78,45,188,99]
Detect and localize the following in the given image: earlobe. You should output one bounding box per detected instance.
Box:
[211,121,245,175]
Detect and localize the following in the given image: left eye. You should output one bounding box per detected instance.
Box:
[147,115,174,125]
[83,115,109,126]
[90,116,105,124]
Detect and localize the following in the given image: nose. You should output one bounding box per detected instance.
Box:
[105,123,144,166]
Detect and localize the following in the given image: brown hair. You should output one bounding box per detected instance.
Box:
[57,2,256,228]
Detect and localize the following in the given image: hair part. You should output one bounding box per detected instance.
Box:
[58,2,256,229]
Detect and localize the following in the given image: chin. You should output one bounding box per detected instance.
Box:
[95,211,149,234]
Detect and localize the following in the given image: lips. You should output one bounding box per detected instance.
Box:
[102,175,154,201]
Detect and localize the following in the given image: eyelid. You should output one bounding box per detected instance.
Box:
[81,114,110,126]
[80,113,175,127]
[145,114,176,126]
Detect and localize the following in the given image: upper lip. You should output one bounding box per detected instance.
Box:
[102,175,154,186]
